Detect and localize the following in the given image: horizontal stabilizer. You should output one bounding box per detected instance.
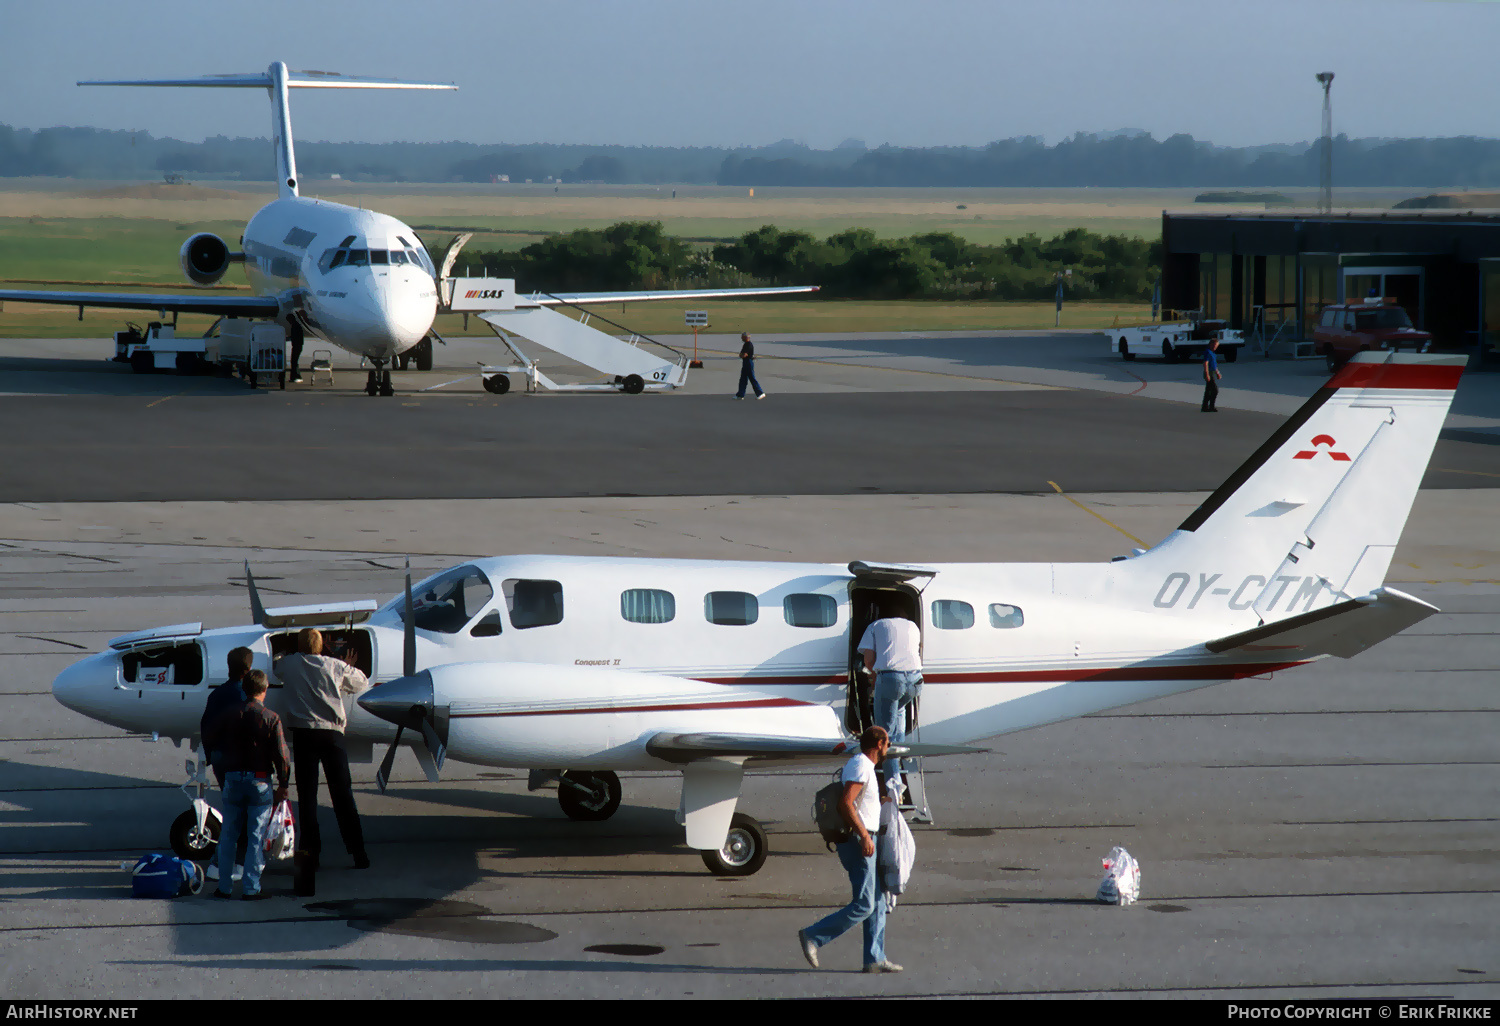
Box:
[647,731,983,765]
[1205,587,1438,659]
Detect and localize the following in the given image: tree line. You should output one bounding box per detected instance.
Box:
[459,222,1161,302]
[4,123,1500,187]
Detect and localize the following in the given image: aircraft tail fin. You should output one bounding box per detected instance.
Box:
[81,62,455,200]
[1131,352,1464,623]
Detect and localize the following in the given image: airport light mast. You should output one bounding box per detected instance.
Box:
[1316,72,1335,215]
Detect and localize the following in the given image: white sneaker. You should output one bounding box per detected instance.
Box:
[756,392,767,399]
[208,864,243,881]
[733,395,745,400]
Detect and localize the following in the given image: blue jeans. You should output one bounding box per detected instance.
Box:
[219,772,273,895]
[804,837,887,966]
[736,359,763,398]
[874,670,922,787]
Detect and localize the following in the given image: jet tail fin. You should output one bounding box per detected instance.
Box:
[1127,352,1464,622]
[82,62,455,200]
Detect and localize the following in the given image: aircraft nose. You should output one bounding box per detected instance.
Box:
[52,654,111,718]
[359,670,435,729]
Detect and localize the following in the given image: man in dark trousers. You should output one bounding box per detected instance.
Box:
[275,628,371,869]
[199,646,254,881]
[203,670,289,900]
[1202,338,1222,412]
[734,332,766,400]
[797,726,903,973]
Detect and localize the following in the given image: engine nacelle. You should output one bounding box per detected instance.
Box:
[179,233,237,286]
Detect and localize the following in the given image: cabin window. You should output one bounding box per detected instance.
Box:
[412,565,494,634]
[705,591,758,626]
[931,600,975,630]
[505,579,563,629]
[621,589,675,624]
[989,603,1025,629]
[121,643,203,686]
[784,593,837,629]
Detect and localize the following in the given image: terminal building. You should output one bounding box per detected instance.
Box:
[1160,210,1500,363]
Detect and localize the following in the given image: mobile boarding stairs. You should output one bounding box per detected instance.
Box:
[445,277,690,395]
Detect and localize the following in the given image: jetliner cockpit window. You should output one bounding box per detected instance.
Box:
[705,591,759,626]
[504,579,564,629]
[989,604,1024,629]
[345,249,369,267]
[121,643,204,686]
[320,249,345,272]
[784,593,837,629]
[621,589,675,624]
[931,600,975,630]
[412,565,494,634]
[388,250,409,265]
[369,250,389,265]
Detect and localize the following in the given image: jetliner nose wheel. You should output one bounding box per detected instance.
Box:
[557,770,622,821]
[701,812,768,876]
[170,809,220,861]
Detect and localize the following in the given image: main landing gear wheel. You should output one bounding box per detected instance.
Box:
[557,770,622,821]
[170,809,220,861]
[701,812,767,876]
[621,374,645,395]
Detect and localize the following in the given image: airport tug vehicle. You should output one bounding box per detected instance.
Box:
[52,352,1465,875]
[1112,313,1246,363]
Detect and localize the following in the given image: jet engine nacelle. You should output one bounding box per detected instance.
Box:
[179,232,239,286]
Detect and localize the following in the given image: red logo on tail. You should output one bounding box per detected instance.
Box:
[1293,434,1351,461]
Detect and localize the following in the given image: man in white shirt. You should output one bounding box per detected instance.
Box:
[857,615,923,791]
[797,726,903,973]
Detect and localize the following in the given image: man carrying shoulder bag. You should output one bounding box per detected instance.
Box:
[797,726,903,974]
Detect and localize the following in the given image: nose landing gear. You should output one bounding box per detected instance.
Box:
[364,359,395,397]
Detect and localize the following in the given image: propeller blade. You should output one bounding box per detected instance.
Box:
[418,716,447,775]
[245,560,268,627]
[375,726,403,794]
[402,556,416,679]
[410,741,441,784]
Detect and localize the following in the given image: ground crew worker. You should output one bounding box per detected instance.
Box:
[275,628,371,869]
[1202,338,1222,413]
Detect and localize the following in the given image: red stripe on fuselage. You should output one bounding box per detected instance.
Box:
[1327,362,1462,391]
[692,661,1307,688]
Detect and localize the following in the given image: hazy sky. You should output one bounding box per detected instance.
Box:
[4,0,1498,150]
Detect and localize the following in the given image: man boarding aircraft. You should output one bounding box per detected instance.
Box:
[51,352,1465,875]
[0,63,813,396]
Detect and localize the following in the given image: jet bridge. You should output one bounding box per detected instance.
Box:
[446,277,689,394]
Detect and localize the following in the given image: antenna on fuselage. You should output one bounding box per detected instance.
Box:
[79,63,457,201]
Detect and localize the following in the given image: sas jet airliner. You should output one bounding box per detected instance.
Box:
[0,63,813,396]
[49,352,1466,875]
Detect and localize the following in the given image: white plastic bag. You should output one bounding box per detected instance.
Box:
[1097,846,1140,905]
[878,785,915,912]
[264,799,295,861]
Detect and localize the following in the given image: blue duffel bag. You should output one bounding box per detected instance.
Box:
[131,853,204,898]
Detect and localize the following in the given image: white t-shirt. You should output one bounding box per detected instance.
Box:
[858,617,922,672]
[841,752,881,833]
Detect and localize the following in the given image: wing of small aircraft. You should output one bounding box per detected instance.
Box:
[0,289,281,317]
[645,731,983,764]
[1204,586,1437,659]
[530,286,818,307]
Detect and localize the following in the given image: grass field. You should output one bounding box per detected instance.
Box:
[0,180,1421,336]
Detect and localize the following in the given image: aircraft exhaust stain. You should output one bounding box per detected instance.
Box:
[586,944,665,957]
[1148,904,1190,913]
[306,898,557,945]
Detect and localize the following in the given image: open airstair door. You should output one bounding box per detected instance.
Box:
[846,561,936,823]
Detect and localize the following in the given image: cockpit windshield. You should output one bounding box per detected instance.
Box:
[317,236,435,277]
[386,565,496,635]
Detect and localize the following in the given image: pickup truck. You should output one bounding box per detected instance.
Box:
[1111,318,1245,363]
[1312,300,1431,372]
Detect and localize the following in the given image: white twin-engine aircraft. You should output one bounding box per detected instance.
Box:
[51,353,1465,874]
[0,62,813,396]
